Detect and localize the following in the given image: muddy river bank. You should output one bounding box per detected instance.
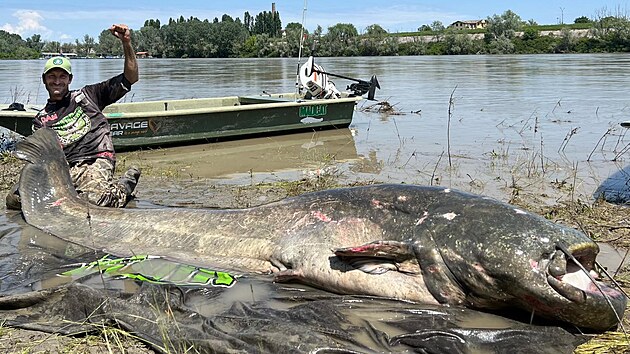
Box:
[0,148,628,353]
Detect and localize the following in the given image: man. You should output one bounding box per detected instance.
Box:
[6,24,140,209]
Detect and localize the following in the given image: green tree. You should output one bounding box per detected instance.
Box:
[574,16,591,24]
[74,38,83,56]
[320,23,359,56]
[161,17,199,57]
[213,17,249,57]
[376,36,400,56]
[554,27,577,53]
[26,34,44,52]
[365,24,387,36]
[522,27,539,41]
[135,25,163,57]
[485,10,524,40]
[399,38,427,55]
[240,34,259,57]
[283,22,310,57]
[243,12,253,33]
[592,15,630,51]
[430,21,445,32]
[0,30,38,59]
[314,25,323,37]
[42,41,61,53]
[98,29,122,56]
[444,30,479,54]
[486,35,515,54]
[60,42,76,55]
[19,9,630,60]
[252,11,282,37]
[144,19,161,29]
[83,35,96,57]
[73,35,95,57]
[185,18,211,57]
[253,33,278,57]
[272,11,282,37]
[513,34,558,54]
[361,24,397,56]
[285,22,305,33]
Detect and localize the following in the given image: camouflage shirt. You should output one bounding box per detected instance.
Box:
[33,74,132,165]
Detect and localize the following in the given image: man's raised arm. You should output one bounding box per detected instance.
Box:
[109,24,138,85]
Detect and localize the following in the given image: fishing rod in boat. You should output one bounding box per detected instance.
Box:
[295,0,308,99]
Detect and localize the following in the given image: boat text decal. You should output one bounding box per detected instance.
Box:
[299,104,327,118]
[110,121,149,136]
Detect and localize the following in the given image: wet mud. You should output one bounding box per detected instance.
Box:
[0,128,629,352]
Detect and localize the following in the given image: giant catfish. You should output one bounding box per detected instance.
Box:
[14,128,627,331]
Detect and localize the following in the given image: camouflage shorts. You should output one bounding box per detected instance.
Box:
[70,158,129,208]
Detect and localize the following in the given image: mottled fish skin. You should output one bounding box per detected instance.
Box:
[15,128,627,331]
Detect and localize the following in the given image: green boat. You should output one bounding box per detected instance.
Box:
[0,93,362,149]
[0,57,379,150]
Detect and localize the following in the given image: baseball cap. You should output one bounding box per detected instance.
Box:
[43,56,72,75]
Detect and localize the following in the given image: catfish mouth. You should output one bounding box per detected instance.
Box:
[545,242,624,305]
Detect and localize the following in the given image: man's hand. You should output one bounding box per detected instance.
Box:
[109,23,138,84]
[109,24,131,43]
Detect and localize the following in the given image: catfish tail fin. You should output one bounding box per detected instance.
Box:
[15,127,66,164]
[15,128,80,223]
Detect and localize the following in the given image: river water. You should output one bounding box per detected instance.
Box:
[3,54,629,203]
[0,55,628,348]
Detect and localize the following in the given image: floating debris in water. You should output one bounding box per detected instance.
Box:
[360,100,419,115]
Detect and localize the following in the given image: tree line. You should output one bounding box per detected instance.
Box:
[3,9,630,59]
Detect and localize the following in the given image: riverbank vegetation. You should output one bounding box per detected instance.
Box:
[3,8,630,59]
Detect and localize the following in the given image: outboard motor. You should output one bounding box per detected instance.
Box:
[299,56,380,100]
[299,57,342,99]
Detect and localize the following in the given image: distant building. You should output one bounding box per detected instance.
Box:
[41,52,78,59]
[136,51,151,58]
[449,20,487,30]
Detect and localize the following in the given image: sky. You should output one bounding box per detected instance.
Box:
[1,0,628,42]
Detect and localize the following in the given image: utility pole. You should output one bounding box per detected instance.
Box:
[560,7,565,24]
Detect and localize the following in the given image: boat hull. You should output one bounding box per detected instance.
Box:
[0,93,361,149]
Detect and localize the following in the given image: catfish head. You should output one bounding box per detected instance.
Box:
[420,190,626,331]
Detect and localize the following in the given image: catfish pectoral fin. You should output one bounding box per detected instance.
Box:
[334,241,421,274]
[335,255,421,275]
[334,240,415,261]
[335,256,399,274]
